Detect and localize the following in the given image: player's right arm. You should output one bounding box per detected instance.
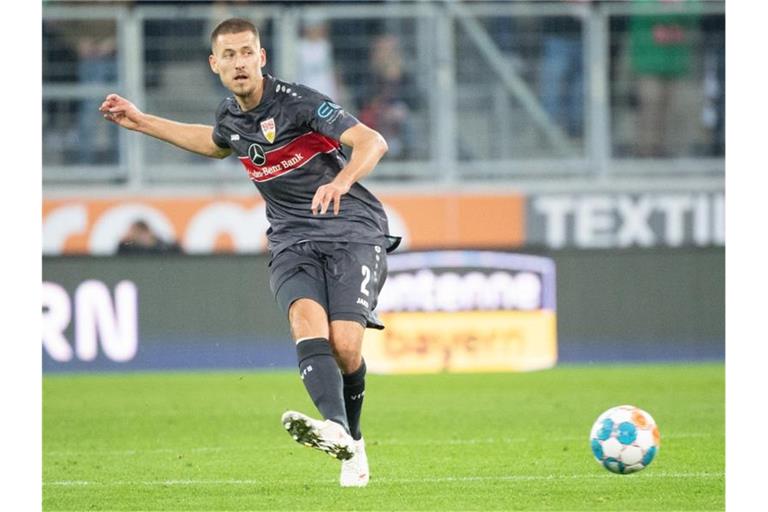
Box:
[99,93,231,159]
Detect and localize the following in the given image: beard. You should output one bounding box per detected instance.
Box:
[232,81,255,98]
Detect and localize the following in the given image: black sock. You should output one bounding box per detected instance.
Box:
[296,338,349,432]
[343,359,367,441]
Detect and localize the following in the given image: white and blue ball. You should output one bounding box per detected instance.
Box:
[590,405,660,474]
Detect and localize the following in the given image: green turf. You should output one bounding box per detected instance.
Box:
[43,363,724,511]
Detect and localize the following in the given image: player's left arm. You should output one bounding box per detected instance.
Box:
[311,123,388,216]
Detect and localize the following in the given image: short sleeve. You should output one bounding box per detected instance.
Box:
[295,86,359,141]
[212,99,232,149]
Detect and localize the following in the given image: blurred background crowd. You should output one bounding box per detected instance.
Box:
[42,0,724,185]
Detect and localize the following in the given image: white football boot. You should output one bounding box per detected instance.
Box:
[281,410,355,461]
[340,438,369,487]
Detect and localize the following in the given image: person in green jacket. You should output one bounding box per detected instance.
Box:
[630,0,699,157]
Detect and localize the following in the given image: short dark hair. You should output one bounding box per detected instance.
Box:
[132,220,150,231]
[210,18,260,47]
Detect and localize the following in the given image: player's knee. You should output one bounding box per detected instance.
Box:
[329,320,364,372]
[288,298,329,340]
[328,338,361,373]
[333,346,362,374]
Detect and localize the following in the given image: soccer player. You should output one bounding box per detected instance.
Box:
[100,18,399,488]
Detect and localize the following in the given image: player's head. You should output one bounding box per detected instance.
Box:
[209,18,266,99]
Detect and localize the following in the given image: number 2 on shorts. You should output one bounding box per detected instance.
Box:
[360,265,371,296]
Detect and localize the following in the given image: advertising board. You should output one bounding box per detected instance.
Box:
[364,251,558,373]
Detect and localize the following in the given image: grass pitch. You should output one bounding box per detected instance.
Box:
[43,364,724,511]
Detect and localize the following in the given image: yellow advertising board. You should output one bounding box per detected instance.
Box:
[364,250,558,374]
[364,310,557,374]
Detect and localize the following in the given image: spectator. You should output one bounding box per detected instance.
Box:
[700,13,724,156]
[358,35,416,160]
[76,28,118,164]
[629,0,699,157]
[538,2,590,139]
[117,220,182,255]
[42,21,78,83]
[48,18,119,164]
[297,15,350,107]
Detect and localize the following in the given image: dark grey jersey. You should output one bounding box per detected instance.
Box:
[212,75,397,256]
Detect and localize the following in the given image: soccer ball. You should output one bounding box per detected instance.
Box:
[590,405,660,474]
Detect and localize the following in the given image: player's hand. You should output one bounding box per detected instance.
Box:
[99,93,144,131]
[311,181,350,216]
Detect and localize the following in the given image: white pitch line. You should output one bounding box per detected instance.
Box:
[45,446,228,457]
[379,472,724,484]
[44,441,486,456]
[43,432,722,457]
[44,472,724,487]
[379,432,721,446]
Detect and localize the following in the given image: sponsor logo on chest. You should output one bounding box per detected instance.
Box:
[237,132,340,183]
[248,143,266,166]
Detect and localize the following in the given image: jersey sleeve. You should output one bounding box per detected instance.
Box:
[295,86,359,141]
[211,99,231,149]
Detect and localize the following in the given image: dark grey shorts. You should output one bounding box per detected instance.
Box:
[268,241,388,329]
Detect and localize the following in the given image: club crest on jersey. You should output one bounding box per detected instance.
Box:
[248,143,266,166]
[260,118,276,144]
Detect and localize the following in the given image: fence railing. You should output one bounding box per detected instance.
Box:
[42,0,725,190]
